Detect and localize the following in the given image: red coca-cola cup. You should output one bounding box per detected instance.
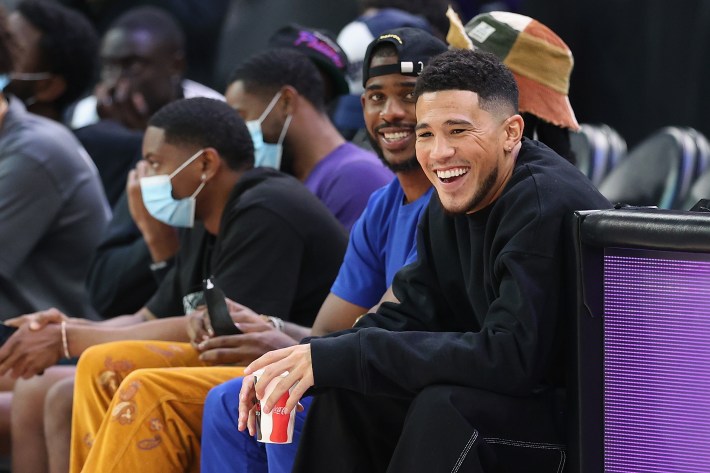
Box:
[252,369,296,444]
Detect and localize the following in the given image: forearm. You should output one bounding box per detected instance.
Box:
[95,311,148,327]
[65,316,189,357]
[310,293,369,337]
[143,231,180,263]
[259,316,307,343]
[281,321,310,342]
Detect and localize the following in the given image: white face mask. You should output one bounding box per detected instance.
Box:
[0,74,9,91]
[245,91,292,169]
[139,149,207,228]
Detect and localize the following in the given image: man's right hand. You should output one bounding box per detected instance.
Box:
[186,307,213,347]
[126,161,180,263]
[95,80,151,131]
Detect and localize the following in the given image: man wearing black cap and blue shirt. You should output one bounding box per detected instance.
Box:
[199,27,447,473]
[238,38,612,473]
[335,9,434,141]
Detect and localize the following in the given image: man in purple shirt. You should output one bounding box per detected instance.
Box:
[225,48,393,231]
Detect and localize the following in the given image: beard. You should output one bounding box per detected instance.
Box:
[442,165,499,217]
[366,132,421,173]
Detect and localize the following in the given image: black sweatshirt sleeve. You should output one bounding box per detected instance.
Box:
[310,248,563,398]
[309,146,611,399]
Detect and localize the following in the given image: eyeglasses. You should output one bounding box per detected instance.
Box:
[10,72,52,81]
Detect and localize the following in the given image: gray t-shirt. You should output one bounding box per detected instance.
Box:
[0,97,111,320]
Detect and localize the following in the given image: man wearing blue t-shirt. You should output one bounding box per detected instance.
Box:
[198,28,447,473]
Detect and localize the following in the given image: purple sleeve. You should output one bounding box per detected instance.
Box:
[318,159,393,231]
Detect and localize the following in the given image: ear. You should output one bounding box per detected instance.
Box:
[170,51,186,77]
[33,75,67,103]
[279,85,299,116]
[199,147,222,181]
[502,113,524,151]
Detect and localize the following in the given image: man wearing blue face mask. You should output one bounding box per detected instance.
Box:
[245,90,292,171]
[0,97,348,471]
[5,0,99,123]
[139,147,209,228]
[227,48,394,232]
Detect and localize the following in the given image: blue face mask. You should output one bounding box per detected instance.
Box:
[0,74,9,91]
[139,149,207,228]
[246,91,292,169]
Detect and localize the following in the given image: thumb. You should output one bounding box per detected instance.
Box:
[28,315,51,331]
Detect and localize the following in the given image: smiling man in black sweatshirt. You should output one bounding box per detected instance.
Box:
[238,47,612,472]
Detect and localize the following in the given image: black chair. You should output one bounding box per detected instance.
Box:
[568,207,710,473]
[678,130,710,210]
[687,127,710,177]
[682,168,710,210]
[598,127,706,209]
[596,124,626,173]
[570,124,626,187]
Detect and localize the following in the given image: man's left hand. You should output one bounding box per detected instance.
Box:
[241,344,314,418]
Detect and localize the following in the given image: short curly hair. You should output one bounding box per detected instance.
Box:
[17,0,99,109]
[414,48,519,117]
[149,97,254,171]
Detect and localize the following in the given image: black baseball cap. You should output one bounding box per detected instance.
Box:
[362,27,448,88]
[268,24,350,97]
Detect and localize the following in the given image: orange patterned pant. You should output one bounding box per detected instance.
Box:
[69,341,244,473]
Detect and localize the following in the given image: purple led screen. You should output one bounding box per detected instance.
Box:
[604,248,710,472]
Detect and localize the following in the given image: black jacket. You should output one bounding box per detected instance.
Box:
[310,139,612,398]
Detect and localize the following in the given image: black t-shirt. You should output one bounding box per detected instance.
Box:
[87,191,158,318]
[146,167,348,327]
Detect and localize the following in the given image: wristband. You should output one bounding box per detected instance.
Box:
[149,260,169,271]
[60,320,71,359]
[353,313,367,327]
[266,316,285,332]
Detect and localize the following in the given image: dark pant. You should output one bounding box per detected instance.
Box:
[293,385,567,473]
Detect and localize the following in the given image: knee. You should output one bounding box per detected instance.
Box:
[76,342,143,394]
[411,384,457,408]
[76,343,118,379]
[44,377,74,433]
[204,378,243,427]
[13,375,63,412]
[110,367,191,407]
[409,384,496,424]
[11,378,54,430]
[114,368,161,397]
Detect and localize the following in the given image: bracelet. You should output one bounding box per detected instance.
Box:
[266,316,285,332]
[60,320,71,359]
[353,313,367,327]
[149,260,168,271]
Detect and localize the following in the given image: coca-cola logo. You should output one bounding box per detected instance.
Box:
[272,406,289,415]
